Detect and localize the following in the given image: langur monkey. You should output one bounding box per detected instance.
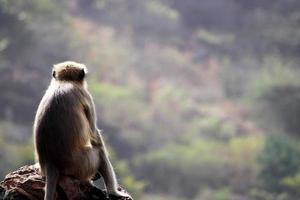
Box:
[34,61,130,200]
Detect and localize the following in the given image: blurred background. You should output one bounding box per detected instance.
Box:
[1,0,300,199]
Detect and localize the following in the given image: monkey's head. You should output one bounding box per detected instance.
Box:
[52,61,88,82]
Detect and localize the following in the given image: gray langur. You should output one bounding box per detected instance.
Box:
[34,61,130,200]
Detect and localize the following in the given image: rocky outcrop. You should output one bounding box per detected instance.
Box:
[0,165,132,200]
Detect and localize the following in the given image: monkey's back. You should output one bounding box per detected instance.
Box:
[34,82,90,173]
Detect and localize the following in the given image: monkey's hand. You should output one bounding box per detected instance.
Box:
[108,187,133,200]
[90,129,103,147]
[91,137,101,147]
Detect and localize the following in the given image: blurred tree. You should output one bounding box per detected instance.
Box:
[171,0,300,57]
[250,61,300,137]
[134,136,262,199]
[261,86,300,137]
[258,135,300,195]
[0,0,71,124]
[171,0,239,31]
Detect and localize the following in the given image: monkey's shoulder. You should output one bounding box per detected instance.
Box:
[43,82,88,107]
[58,82,87,96]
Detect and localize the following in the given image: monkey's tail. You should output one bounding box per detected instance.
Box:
[45,164,59,200]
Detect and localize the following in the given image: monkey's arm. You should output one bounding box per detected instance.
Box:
[97,136,129,197]
[83,92,130,197]
[83,95,102,146]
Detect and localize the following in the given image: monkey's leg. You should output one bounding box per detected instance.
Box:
[67,147,100,181]
[98,147,129,197]
[98,147,118,192]
[45,163,59,200]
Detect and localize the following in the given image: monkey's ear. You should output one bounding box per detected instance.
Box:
[52,70,56,78]
[79,69,85,80]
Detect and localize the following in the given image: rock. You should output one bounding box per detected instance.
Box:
[0,165,133,200]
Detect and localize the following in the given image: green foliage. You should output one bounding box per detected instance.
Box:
[107,147,145,199]
[249,188,289,200]
[0,0,71,123]
[194,187,231,200]
[221,56,258,98]
[196,30,235,46]
[248,58,300,137]
[115,160,146,199]
[249,57,300,99]
[141,194,186,200]
[258,135,300,194]
[146,0,179,21]
[0,121,34,179]
[188,115,237,140]
[261,85,300,137]
[282,172,300,190]
[90,81,138,107]
[88,80,150,150]
[135,136,263,198]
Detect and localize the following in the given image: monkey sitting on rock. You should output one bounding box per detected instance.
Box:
[33,61,131,200]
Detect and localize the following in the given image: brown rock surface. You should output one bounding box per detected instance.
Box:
[0,165,133,200]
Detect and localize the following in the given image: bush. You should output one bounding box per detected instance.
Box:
[248,59,300,137]
[257,135,300,194]
[134,136,263,199]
